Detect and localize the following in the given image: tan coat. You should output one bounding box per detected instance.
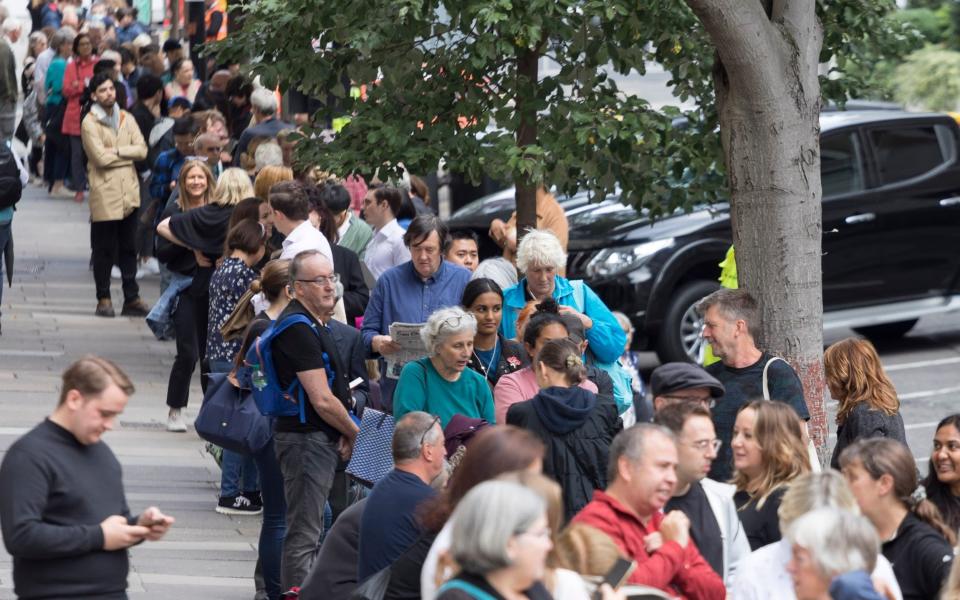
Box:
[81,106,148,223]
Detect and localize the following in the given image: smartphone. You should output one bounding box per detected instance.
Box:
[349,377,364,390]
[593,558,636,599]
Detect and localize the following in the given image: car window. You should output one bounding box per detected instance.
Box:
[821,132,864,197]
[869,125,952,186]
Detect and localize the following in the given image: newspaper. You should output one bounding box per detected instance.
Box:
[385,322,427,379]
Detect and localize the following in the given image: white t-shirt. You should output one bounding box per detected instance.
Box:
[279,220,334,264]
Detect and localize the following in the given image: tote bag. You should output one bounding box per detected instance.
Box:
[195,372,273,455]
[346,407,395,486]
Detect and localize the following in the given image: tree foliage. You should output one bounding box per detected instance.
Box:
[215,0,917,214]
[893,45,960,110]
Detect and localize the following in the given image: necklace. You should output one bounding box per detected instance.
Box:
[473,337,499,381]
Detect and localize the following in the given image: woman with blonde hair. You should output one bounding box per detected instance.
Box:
[253,164,294,202]
[825,337,906,469]
[732,400,811,550]
[213,167,255,208]
[840,438,956,600]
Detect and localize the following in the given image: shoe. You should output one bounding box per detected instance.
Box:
[245,490,263,509]
[111,266,121,279]
[51,187,73,199]
[166,409,187,432]
[140,257,161,276]
[120,297,150,317]
[95,299,115,318]
[216,494,263,515]
[73,191,84,203]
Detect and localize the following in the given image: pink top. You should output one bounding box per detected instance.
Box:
[492,367,598,424]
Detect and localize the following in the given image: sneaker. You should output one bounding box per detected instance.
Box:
[140,257,161,276]
[244,490,263,509]
[216,494,263,515]
[95,299,115,318]
[166,409,187,432]
[120,297,150,317]
[111,266,121,279]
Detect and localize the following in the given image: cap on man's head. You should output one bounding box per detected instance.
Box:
[168,96,192,111]
[650,362,724,398]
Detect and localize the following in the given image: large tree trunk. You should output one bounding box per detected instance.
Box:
[515,48,539,239]
[686,0,828,460]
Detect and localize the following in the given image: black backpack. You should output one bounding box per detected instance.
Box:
[0,143,22,211]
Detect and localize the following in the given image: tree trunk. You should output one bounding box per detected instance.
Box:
[686,1,828,460]
[515,48,539,241]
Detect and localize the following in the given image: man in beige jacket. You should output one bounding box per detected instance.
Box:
[81,72,150,318]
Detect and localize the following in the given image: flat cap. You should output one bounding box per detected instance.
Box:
[650,362,724,398]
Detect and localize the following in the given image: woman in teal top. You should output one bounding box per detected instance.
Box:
[394,306,496,426]
[43,31,73,195]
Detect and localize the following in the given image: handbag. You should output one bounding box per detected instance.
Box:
[195,372,273,455]
[345,407,395,486]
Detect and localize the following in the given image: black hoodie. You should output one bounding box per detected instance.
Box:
[507,385,621,520]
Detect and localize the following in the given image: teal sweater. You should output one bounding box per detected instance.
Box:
[394,357,496,426]
[45,56,66,107]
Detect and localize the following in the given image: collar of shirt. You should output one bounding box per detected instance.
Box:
[407,258,447,284]
[283,220,319,249]
[337,213,351,240]
[374,218,403,240]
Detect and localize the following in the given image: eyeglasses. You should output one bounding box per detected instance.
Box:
[419,415,441,447]
[515,527,552,541]
[184,155,209,162]
[295,274,340,286]
[689,439,723,453]
[204,147,223,153]
[662,394,715,409]
[439,315,465,332]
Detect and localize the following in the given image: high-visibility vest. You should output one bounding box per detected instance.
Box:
[204,0,227,42]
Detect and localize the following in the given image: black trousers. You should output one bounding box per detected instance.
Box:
[165,285,210,409]
[91,212,139,302]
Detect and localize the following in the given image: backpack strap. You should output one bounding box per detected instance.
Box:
[570,279,586,313]
[436,580,499,600]
[266,314,322,423]
[761,356,785,401]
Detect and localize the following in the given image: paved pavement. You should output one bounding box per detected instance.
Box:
[2,181,960,598]
[0,185,260,599]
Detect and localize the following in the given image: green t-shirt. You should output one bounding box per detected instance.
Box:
[394,357,496,426]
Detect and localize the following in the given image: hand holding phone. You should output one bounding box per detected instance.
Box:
[592,558,635,600]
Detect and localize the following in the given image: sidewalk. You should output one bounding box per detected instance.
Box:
[0,185,260,599]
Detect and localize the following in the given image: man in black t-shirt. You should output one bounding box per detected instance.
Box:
[656,401,750,585]
[696,289,810,481]
[270,249,360,591]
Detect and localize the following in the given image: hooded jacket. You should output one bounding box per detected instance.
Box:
[506,385,620,520]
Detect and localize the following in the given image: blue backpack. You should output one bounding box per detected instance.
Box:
[244,314,335,423]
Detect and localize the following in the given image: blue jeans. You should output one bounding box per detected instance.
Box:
[253,437,286,600]
[0,220,9,319]
[209,360,260,498]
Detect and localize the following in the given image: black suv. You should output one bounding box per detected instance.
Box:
[447,110,960,363]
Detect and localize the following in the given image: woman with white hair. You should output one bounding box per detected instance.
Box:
[785,508,886,600]
[394,306,496,426]
[435,480,554,599]
[500,229,628,409]
[730,471,902,600]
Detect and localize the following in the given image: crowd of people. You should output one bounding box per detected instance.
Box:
[0,3,959,600]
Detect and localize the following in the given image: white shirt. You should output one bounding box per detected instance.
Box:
[337,212,352,241]
[729,539,902,600]
[363,218,410,280]
[279,220,334,264]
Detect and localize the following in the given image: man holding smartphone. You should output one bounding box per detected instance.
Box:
[0,356,175,600]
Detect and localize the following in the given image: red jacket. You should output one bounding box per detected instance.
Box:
[61,56,98,136]
[572,490,725,600]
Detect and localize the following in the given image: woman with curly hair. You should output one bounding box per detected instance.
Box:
[824,337,906,469]
[731,400,811,550]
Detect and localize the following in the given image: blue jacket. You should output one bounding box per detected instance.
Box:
[501,276,625,364]
[829,570,885,600]
[145,272,192,340]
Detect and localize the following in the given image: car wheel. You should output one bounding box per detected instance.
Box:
[852,319,918,341]
[656,280,720,364]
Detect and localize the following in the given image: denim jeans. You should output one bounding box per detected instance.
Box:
[274,429,338,591]
[253,437,286,600]
[0,220,10,319]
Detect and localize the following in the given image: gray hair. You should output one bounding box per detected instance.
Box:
[251,87,277,116]
[420,306,477,355]
[392,411,443,462]
[288,249,330,285]
[254,142,284,171]
[786,508,879,579]
[607,423,676,484]
[695,288,760,339]
[778,471,858,528]
[516,229,566,273]
[450,480,546,574]
[2,18,22,34]
[472,257,518,291]
[51,27,77,53]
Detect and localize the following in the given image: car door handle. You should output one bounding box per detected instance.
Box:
[940,197,960,207]
[844,213,876,224]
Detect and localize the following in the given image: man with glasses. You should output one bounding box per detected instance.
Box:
[356,411,444,581]
[269,249,359,591]
[650,362,725,414]
[193,132,224,177]
[655,401,750,585]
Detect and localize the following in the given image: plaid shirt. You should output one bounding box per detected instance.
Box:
[150,149,184,201]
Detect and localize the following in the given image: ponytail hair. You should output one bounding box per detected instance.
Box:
[535,338,586,386]
[840,437,957,545]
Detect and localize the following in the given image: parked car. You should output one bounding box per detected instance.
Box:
[447,110,960,363]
